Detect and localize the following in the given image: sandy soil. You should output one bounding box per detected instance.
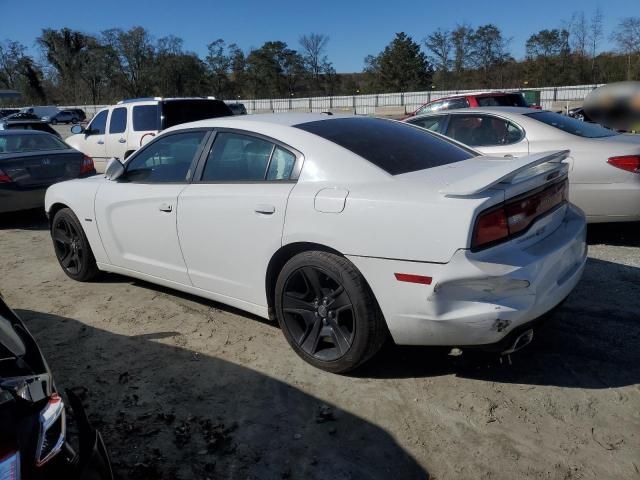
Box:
[0,210,638,480]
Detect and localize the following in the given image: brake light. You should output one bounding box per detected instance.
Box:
[79,155,95,175]
[36,393,65,466]
[472,179,568,250]
[0,168,12,183]
[0,451,20,480]
[607,155,640,173]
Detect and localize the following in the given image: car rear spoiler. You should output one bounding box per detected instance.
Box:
[439,150,569,197]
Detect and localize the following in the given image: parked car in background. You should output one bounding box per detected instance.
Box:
[405,91,533,119]
[46,114,586,373]
[0,108,20,120]
[43,109,82,125]
[0,292,114,479]
[66,97,233,172]
[226,102,248,115]
[4,112,42,121]
[567,106,593,123]
[0,118,62,138]
[0,130,95,214]
[20,106,60,119]
[406,107,640,223]
[67,108,87,123]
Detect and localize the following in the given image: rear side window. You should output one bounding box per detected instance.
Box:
[295,117,474,175]
[407,115,447,132]
[202,133,274,181]
[477,94,528,107]
[524,111,617,138]
[162,100,232,129]
[133,105,159,131]
[446,115,524,146]
[109,107,127,134]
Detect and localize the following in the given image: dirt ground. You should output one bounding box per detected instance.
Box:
[0,210,638,480]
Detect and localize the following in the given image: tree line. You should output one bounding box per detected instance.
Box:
[1,11,639,106]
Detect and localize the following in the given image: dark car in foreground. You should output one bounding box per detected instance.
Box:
[0,119,61,138]
[0,130,95,214]
[0,293,113,479]
[0,109,20,120]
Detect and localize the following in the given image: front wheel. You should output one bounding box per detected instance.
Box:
[275,251,387,373]
[51,208,99,281]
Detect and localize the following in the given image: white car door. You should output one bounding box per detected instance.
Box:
[104,106,129,160]
[95,129,210,285]
[445,113,529,157]
[178,130,300,307]
[80,109,109,171]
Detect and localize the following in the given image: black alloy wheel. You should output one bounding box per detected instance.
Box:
[51,208,99,281]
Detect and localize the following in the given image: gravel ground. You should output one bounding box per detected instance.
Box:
[0,210,638,480]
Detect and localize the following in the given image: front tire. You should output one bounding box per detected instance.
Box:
[51,208,99,282]
[275,251,387,373]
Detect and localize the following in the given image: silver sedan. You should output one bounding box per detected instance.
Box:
[405,106,640,223]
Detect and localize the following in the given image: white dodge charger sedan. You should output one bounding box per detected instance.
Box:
[45,114,587,372]
[405,107,640,223]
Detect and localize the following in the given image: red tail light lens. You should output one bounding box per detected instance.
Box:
[607,155,640,173]
[0,168,12,183]
[79,155,95,175]
[472,179,568,250]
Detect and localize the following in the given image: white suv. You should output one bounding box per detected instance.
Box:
[66,97,232,172]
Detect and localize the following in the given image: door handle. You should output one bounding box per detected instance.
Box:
[158,203,173,213]
[97,140,104,145]
[254,204,275,215]
[118,138,126,143]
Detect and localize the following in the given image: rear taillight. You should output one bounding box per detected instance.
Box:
[0,168,12,183]
[607,155,640,174]
[472,179,568,250]
[79,155,95,175]
[36,393,65,466]
[0,451,20,480]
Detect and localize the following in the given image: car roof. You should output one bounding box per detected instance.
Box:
[412,106,540,118]
[0,129,52,136]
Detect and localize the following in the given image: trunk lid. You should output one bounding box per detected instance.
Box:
[0,149,84,187]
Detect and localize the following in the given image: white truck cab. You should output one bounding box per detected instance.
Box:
[65,97,232,172]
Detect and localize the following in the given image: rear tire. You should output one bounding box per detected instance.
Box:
[275,251,387,373]
[51,119,57,125]
[51,208,99,282]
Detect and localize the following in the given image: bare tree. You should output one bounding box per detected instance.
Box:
[589,8,604,80]
[424,29,451,87]
[299,33,330,84]
[450,24,474,86]
[611,16,640,80]
[570,11,588,56]
[0,40,26,89]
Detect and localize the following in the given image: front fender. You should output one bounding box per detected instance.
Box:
[45,176,110,264]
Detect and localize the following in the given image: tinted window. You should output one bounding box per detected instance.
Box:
[408,115,447,132]
[295,117,474,175]
[267,146,296,180]
[125,131,206,183]
[524,111,616,138]
[446,115,523,146]
[109,107,127,134]
[417,100,444,114]
[0,133,67,153]
[202,133,274,181]
[477,94,528,107]
[88,110,108,135]
[445,98,470,110]
[133,105,159,131]
[162,100,232,129]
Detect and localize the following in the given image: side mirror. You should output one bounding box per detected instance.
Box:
[70,124,84,134]
[104,158,125,181]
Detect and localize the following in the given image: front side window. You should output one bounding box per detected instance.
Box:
[125,131,207,183]
[408,115,447,133]
[446,115,523,147]
[201,133,275,181]
[477,93,528,107]
[109,107,127,134]
[524,111,616,138]
[133,105,159,131]
[87,110,108,135]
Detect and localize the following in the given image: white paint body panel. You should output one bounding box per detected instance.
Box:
[46,113,588,348]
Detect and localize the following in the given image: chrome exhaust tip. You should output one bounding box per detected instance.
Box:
[501,329,534,355]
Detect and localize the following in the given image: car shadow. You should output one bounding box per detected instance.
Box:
[587,221,640,247]
[355,257,640,389]
[0,208,48,230]
[17,309,428,480]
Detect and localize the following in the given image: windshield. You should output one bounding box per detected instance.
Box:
[295,117,474,175]
[525,111,617,138]
[0,134,68,154]
[477,94,528,107]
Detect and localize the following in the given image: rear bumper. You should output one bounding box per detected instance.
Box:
[348,204,587,346]
[0,185,47,213]
[571,182,640,223]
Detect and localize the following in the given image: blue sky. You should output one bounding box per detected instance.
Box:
[1,0,637,72]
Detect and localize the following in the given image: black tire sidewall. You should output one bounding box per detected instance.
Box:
[51,208,98,282]
[275,251,383,373]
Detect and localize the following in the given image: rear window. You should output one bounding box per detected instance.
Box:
[0,133,67,153]
[133,105,160,131]
[524,111,617,138]
[161,100,232,129]
[477,94,528,107]
[294,117,474,175]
